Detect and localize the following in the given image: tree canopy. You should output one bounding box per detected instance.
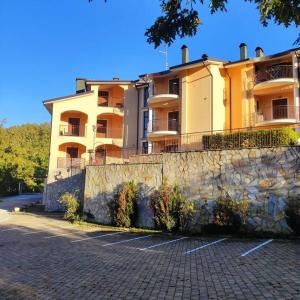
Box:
[91,0,300,48]
[0,123,50,195]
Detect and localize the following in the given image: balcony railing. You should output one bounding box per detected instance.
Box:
[254,65,293,84]
[96,127,123,139]
[255,105,299,123]
[57,157,85,169]
[149,118,180,132]
[97,97,124,108]
[59,125,86,137]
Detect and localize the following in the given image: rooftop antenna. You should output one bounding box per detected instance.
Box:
[159,44,169,70]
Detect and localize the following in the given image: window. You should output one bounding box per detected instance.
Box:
[98,91,109,106]
[143,87,149,107]
[142,142,148,154]
[68,118,80,136]
[66,147,79,158]
[168,111,179,131]
[272,98,288,119]
[169,78,180,95]
[143,111,149,138]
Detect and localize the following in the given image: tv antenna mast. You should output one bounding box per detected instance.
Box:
[159,44,169,70]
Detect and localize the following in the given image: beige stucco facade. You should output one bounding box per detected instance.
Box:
[44,45,300,179]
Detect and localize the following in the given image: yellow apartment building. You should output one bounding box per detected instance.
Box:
[43,44,300,180]
[44,79,137,182]
[141,44,300,153]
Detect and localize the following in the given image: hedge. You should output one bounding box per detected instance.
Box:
[202,128,300,150]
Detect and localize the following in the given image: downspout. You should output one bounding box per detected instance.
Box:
[202,59,213,132]
[135,84,140,155]
[224,68,232,130]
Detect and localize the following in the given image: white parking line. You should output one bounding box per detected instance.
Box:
[184,238,227,255]
[23,230,46,235]
[140,237,188,251]
[103,235,152,247]
[44,230,87,239]
[71,231,124,243]
[241,239,273,257]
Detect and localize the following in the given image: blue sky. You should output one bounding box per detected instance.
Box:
[0,0,298,126]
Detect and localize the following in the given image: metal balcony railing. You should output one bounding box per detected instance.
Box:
[255,105,299,123]
[57,158,85,169]
[149,118,180,132]
[59,125,86,137]
[97,97,124,108]
[96,127,123,139]
[254,65,293,84]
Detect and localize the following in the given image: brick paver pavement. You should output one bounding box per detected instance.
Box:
[0,212,299,300]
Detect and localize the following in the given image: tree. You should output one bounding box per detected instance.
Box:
[92,0,300,48]
[0,123,50,195]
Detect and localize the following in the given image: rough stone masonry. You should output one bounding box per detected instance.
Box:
[83,146,300,234]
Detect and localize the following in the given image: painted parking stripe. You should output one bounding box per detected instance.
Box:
[241,239,273,257]
[184,238,227,255]
[103,235,152,247]
[23,230,46,235]
[44,230,88,239]
[71,231,123,243]
[140,237,188,251]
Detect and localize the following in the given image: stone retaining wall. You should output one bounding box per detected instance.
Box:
[84,146,300,234]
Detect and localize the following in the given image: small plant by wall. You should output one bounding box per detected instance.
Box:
[150,179,195,232]
[59,191,81,222]
[112,181,138,228]
[285,196,300,235]
[213,195,249,232]
[203,128,300,150]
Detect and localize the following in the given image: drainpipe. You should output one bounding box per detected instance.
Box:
[135,84,140,154]
[224,68,232,130]
[202,55,213,132]
[293,51,300,122]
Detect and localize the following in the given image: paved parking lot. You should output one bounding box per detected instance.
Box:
[0,212,299,300]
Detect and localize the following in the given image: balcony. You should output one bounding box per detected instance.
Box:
[96,127,123,148]
[254,105,299,127]
[57,157,85,169]
[97,97,124,116]
[253,65,295,93]
[59,125,86,137]
[148,94,180,108]
[148,118,180,139]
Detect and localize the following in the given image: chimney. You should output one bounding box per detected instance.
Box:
[76,78,86,94]
[255,47,264,58]
[113,77,120,81]
[202,54,208,60]
[181,45,189,64]
[239,43,247,60]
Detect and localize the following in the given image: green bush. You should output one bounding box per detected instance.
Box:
[59,192,80,222]
[112,181,138,228]
[150,179,195,232]
[203,128,299,150]
[285,197,300,235]
[213,196,249,232]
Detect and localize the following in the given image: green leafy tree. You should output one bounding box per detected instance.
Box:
[91,0,299,48]
[0,123,50,195]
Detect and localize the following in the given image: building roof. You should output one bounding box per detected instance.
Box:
[43,91,94,104]
[224,46,300,67]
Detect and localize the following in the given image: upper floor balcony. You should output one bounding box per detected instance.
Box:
[97,90,124,116]
[253,65,295,93]
[254,105,299,127]
[59,124,86,137]
[148,78,181,108]
[147,116,180,139]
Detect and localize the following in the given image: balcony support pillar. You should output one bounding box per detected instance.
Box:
[292,53,299,121]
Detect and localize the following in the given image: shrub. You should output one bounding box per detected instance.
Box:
[59,192,80,222]
[112,181,138,228]
[285,197,300,235]
[203,128,299,150]
[150,180,195,232]
[213,196,249,232]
